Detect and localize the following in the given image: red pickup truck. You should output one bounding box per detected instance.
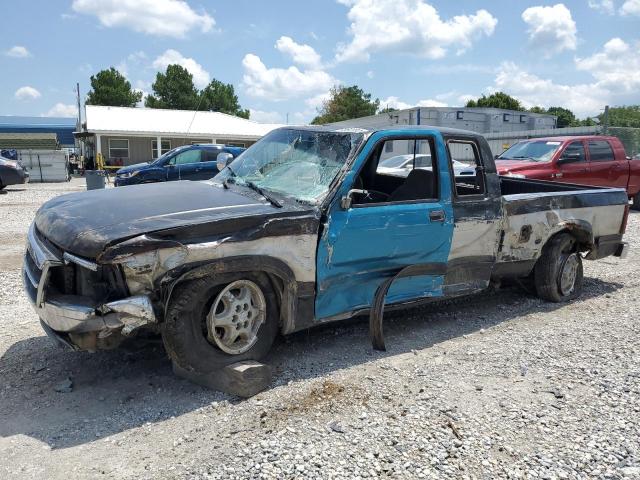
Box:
[495,136,640,208]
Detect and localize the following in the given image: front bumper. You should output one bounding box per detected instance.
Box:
[22,223,157,350]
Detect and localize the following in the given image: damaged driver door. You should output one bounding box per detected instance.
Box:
[315,131,455,321]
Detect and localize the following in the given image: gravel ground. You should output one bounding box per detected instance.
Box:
[0,179,639,479]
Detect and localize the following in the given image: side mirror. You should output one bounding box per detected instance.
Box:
[340,189,368,210]
[558,153,581,165]
[217,152,234,171]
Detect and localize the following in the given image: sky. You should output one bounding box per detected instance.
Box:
[1,0,639,123]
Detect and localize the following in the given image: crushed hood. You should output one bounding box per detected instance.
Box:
[34,181,283,258]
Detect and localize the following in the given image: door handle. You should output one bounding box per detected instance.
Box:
[429,210,446,222]
[577,168,587,173]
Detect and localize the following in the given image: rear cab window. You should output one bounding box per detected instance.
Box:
[588,140,615,162]
[446,139,486,197]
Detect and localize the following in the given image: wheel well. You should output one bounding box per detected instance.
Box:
[545,227,591,254]
[162,257,296,333]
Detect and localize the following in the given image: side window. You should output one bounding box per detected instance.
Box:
[561,141,586,162]
[352,137,438,205]
[447,140,485,197]
[170,149,202,165]
[203,149,222,162]
[588,140,614,162]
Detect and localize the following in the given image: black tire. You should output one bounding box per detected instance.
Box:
[162,272,279,373]
[534,233,583,302]
[632,194,640,211]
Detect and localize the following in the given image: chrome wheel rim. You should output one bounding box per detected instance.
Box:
[206,280,266,355]
[559,253,579,296]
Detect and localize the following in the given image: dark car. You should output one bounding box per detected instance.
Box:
[0,155,29,190]
[114,144,245,187]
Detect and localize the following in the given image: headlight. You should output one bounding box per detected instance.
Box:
[118,171,139,179]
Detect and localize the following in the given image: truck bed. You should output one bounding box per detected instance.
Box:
[497,176,628,268]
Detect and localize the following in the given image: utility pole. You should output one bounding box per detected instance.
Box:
[76,82,83,156]
[603,105,610,134]
[286,112,289,125]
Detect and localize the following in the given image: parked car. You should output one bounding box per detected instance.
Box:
[24,126,629,381]
[114,144,245,186]
[495,136,640,209]
[377,154,476,177]
[0,155,29,190]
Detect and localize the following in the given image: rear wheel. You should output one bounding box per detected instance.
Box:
[632,193,640,211]
[534,233,583,302]
[162,272,279,373]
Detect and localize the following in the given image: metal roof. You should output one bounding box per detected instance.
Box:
[84,105,282,139]
[0,116,76,146]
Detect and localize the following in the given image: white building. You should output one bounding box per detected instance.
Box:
[79,105,282,166]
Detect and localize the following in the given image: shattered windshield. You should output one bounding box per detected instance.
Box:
[216,128,365,204]
[497,141,562,162]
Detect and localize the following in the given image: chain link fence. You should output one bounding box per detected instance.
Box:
[606,127,640,158]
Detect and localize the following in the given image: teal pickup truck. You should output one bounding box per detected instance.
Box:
[24,126,629,376]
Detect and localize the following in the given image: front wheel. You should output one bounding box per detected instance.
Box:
[534,233,583,302]
[162,272,279,373]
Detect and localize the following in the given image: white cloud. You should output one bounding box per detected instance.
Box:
[588,0,615,14]
[14,86,41,101]
[492,62,607,117]
[43,103,78,117]
[249,109,284,124]
[380,96,447,110]
[486,38,640,117]
[366,70,374,79]
[521,4,577,56]
[71,0,214,38]
[335,0,497,62]
[305,92,332,110]
[116,51,146,78]
[5,45,31,58]
[152,49,210,88]
[620,0,640,15]
[575,37,640,92]
[275,36,323,69]
[241,54,336,101]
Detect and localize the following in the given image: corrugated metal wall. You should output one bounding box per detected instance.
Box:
[17,150,69,182]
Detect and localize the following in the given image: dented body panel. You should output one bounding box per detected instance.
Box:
[23,126,629,352]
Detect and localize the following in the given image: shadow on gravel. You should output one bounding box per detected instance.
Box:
[0,277,622,449]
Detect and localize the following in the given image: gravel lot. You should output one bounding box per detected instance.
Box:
[1,179,639,479]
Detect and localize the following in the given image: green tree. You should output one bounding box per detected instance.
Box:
[465,91,523,111]
[199,79,249,118]
[528,106,547,114]
[145,64,199,110]
[601,106,640,128]
[311,85,379,124]
[546,106,578,128]
[86,67,142,107]
[378,106,399,114]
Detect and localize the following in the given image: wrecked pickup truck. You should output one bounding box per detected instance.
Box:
[24,126,630,374]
